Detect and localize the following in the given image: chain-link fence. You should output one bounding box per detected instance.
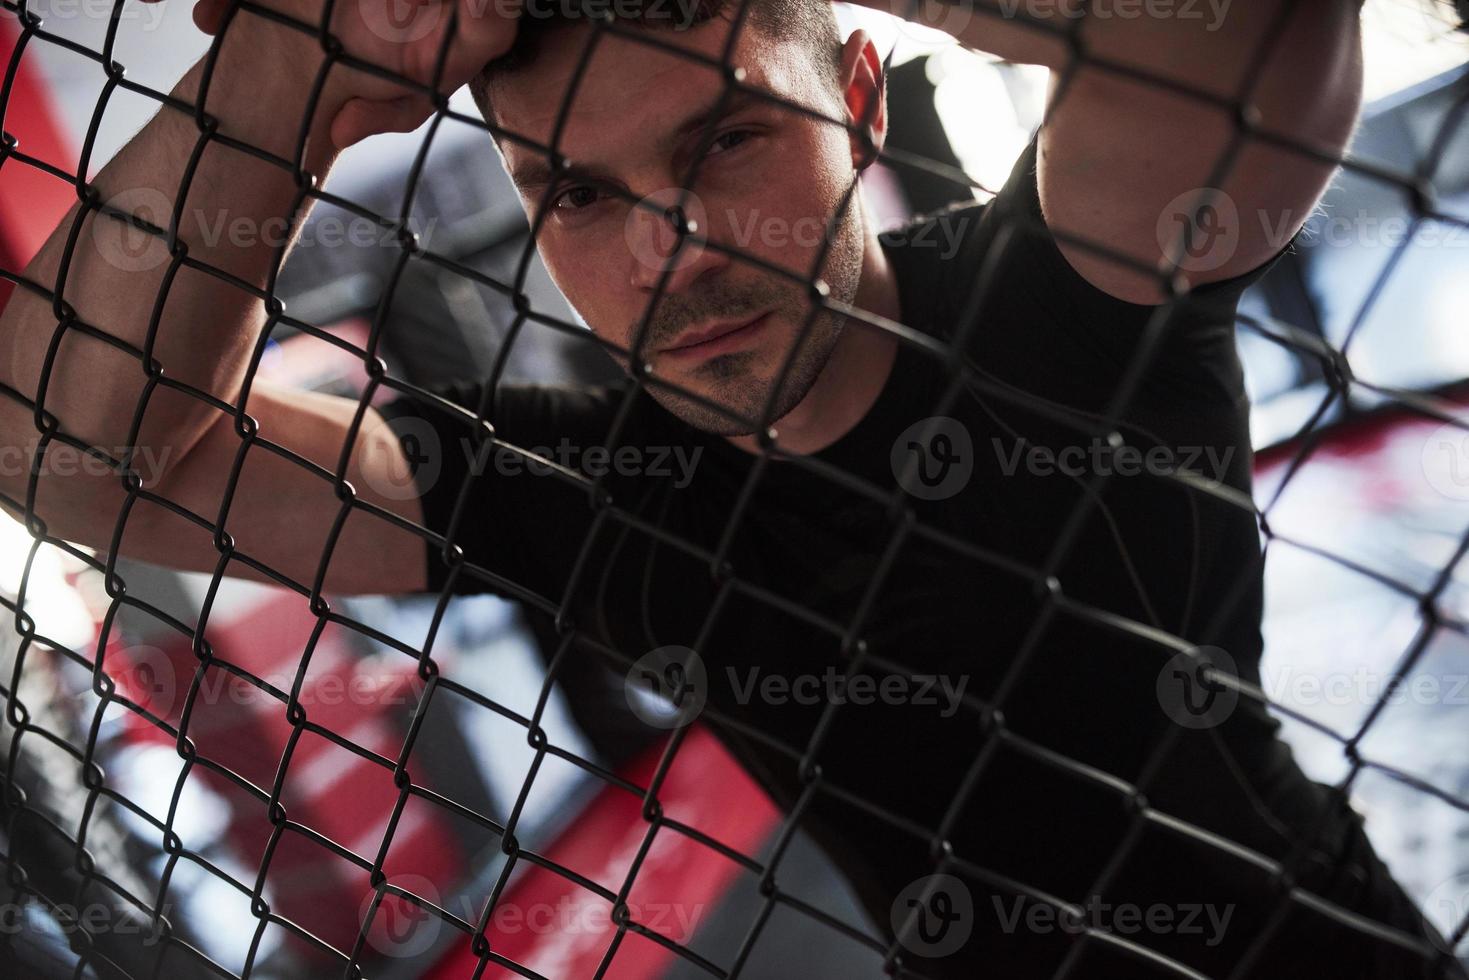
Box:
[2,1,1469,978]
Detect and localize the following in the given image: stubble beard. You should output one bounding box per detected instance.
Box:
[646,201,868,438]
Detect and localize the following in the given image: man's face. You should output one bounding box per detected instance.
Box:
[492,15,866,435]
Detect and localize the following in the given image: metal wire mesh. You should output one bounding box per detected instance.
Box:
[1,1,1468,978]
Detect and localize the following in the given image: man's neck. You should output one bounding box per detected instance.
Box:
[726,228,902,457]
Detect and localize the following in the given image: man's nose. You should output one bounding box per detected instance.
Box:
[626,189,728,294]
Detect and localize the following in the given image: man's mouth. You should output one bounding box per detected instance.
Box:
[660,311,772,362]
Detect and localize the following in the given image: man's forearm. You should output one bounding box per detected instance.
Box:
[846,0,1358,99]
[0,24,344,492]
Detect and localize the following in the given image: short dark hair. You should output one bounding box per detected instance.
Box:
[469,0,845,127]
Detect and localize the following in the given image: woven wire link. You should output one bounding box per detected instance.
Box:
[0,1,1466,978]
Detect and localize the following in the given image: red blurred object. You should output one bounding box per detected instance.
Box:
[426,726,781,980]
[0,19,79,311]
[107,592,463,957]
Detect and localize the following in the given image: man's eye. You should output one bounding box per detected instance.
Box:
[706,129,754,156]
[552,185,603,211]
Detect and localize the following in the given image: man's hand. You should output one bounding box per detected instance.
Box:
[173,0,521,151]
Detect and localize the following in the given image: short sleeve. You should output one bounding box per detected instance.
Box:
[882,132,1291,415]
[376,380,626,601]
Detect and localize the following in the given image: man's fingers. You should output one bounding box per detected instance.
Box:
[192,0,233,35]
[330,95,433,149]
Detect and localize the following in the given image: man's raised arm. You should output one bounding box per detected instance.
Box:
[0,0,516,595]
[846,0,1364,303]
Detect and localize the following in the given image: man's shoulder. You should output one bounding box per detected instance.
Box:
[877,197,992,260]
[875,196,997,342]
[875,135,1041,294]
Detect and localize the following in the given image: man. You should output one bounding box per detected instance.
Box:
[0,0,1459,976]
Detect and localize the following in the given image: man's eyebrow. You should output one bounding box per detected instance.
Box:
[506,87,770,191]
[669,85,767,146]
[508,156,561,191]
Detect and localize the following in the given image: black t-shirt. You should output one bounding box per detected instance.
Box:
[379,137,1452,978]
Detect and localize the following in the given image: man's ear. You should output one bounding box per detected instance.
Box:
[839,31,887,171]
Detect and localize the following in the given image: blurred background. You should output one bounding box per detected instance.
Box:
[1,1,1468,977]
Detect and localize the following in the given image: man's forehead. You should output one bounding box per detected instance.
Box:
[492,17,807,183]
